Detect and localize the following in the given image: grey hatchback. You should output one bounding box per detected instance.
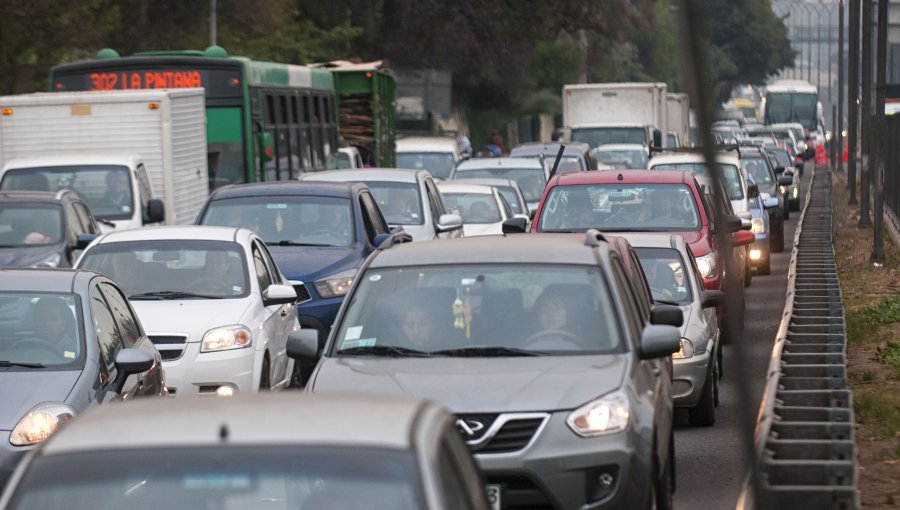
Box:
[291,232,680,510]
[0,269,166,488]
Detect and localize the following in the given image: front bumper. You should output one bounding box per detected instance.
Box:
[672,349,713,407]
[476,413,653,510]
[160,342,262,395]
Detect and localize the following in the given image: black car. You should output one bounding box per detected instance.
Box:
[737,147,791,252]
[509,142,600,172]
[0,191,100,268]
[0,269,167,488]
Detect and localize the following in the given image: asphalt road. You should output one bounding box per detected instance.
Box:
[673,164,812,510]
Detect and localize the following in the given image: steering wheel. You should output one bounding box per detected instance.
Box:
[9,337,65,359]
[523,329,587,350]
[192,278,230,294]
[306,230,348,244]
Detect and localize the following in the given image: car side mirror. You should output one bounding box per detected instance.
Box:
[502,217,528,234]
[722,214,743,232]
[700,290,725,308]
[639,325,680,359]
[437,213,463,233]
[764,197,780,209]
[113,348,155,393]
[774,166,786,174]
[777,175,794,186]
[652,129,663,148]
[732,230,755,246]
[262,284,297,306]
[75,233,98,250]
[287,329,321,361]
[747,184,759,199]
[741,219,752,231]
[650,304,683,328]
[144,199,165,224]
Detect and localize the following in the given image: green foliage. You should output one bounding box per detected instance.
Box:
[530,42,580,94]
[855,390,900,439]
[846,295,900,346]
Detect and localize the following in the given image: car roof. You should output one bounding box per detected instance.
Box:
[0,268,94,292]
[649,152,740,166]
[395,136,460,153]
[91,225,250,245]
[550,169,695,186]
[208,181,359,200]
[38,393,442,455]
[370,233,609,268]
[594,143,648,152]
[614,233,687,252]
[2,154,142,171]
[455,157,544,171]
[300,168,423,183]
[509,142,591,156]
[436,182,494,194]
[449,177,518,189]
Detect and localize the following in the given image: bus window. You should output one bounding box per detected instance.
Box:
[302,95,311,124]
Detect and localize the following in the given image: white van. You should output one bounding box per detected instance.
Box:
[395,136,465,180]
[0,154,164,232]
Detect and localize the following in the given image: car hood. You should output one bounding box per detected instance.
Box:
[0,370,81,429]
[266,245,361,283]
[462,223,503,237]
[311,355,629,413]
[131,299,253,341]
[0,245,65,268]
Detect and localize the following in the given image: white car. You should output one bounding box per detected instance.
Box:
[300,168,463,241]
[592,143,650,169]
[75,226,299,395]
[395,136,465,180]
[450,157,549,215]
[649,151,753,221]
[336,147,364,169]
[436,182,519,236]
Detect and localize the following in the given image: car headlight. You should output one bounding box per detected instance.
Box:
[751,217,765,234]
[314,269,356,299]
[672,338,695,359]
[30,253,61,268]
[201,325,252,352]
[10,403,76,446]
[695,252,717,279]
[567,390,631,437]
[792,187,798,198]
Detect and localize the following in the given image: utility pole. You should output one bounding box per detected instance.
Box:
[859,0,872,227]
[838,0,845,173]
[849,0,860,203]
[873,0,886,262]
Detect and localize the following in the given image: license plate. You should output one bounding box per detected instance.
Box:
[486,484,501,510]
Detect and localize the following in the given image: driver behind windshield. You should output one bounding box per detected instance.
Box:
[33,297,78,358]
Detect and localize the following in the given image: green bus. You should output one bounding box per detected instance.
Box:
[316,62,395,167]
[50,46,339,189]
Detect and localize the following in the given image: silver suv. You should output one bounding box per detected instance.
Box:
[290,232,680,510]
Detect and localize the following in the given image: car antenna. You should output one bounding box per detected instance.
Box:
[548,144,566,178]
[219,423,229,443]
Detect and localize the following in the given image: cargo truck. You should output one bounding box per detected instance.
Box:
[562,82,667,149]
[0,89,208,230]
[666,92,690,147]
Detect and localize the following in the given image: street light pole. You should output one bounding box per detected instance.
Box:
[873,0,886,262]
[849,0,860,203]
[859,0,872,227]
[838,0,845,173]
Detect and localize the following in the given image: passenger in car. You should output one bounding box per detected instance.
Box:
[401,305,434,348]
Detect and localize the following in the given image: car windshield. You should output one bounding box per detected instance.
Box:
[78,241,249,299]
[633,248,692,304]
[571,127,646,146]
[0,165,133,222]
[537,184,701,232]
[363,182,424,226]
[455,168,546,202]
[650,162,744,200]
[594,149,648,169]
[441,192,501,224]
[6,446,424,510]
[768,150,793,169]
[0,293,83,368]
[333,264,622,355]
[336,152,353,169]
[396,152,455,179]
[741,158,774,185]
[496,186,525,214]
[200,195,354,247]
[0,204,63,247]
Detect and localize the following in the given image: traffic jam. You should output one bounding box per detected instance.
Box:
[0,27,820,510]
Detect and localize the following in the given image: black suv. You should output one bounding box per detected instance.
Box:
[737,146,792,252]
[0,190,100,268]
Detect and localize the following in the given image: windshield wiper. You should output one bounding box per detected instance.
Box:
[271,240,332,247]
[96,218,116,228]
[129,291,223,300]
[653,299,683,306]
[336,345,432,357]
[431,346,544,357]
[0,360,46,368]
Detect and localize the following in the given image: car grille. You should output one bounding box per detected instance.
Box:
[289,281,312,304]
[455,413,549,455]
[149,334,187,361]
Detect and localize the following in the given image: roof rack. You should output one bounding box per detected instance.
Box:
[583,229,607,247]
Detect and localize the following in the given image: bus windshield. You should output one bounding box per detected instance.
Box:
[764,92,817,132]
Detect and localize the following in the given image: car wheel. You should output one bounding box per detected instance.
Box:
[790,197,800,212]
[259,353,271,391]
[689,363,717,426]
[771,223,785,253]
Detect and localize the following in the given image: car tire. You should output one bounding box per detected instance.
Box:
[689,363,717,426]
[790,198,800,212]
[259,353,271,391]
[771,222,785,253]
[717,342,724,380]
[653,446,674,510]
[757,256,771,275]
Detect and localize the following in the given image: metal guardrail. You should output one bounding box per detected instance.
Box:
[739,165,859,509]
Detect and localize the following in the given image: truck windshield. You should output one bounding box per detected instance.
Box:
[0,165,133,221]
[571,127,646,147]
[764,92,818,131]
[396,152,455,179]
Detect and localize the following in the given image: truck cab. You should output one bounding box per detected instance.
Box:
[0,154,164,233]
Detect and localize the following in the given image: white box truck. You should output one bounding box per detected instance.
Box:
[0,89,208,231]
[666,92,690,147]
[562,82,667,148]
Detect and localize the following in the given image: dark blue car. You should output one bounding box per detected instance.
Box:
[195,181,391,380]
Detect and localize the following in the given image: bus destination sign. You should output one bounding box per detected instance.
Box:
[88,70,203,90]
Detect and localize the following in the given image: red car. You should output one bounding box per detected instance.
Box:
[526,170,754,342]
